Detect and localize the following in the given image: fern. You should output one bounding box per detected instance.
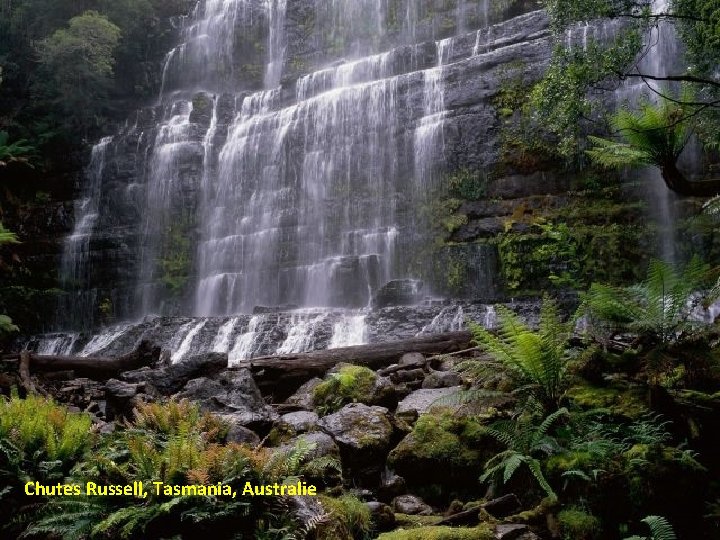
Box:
[470,296,571,413]
[587,93,694,174]
[480,408,569,499]
[623,515,677,540]
[21,499,105,540]
[580,257,716,344]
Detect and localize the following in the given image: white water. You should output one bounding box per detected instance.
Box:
[171,320,207,363]
[59,1,537,328]
[329,314,369,348]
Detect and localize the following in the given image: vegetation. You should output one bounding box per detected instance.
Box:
[480,408,569,499]
[586,93,711,195]
[0,396,323,539]
[580,257,716,344]
[533,0,720,194]
[469,297,572,414]
[313,364,378,416]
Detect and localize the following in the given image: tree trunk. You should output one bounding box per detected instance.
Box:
[243,331,474,395]
[23,340,160,379]
[661,161,720,197]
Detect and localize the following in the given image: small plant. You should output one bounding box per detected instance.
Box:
[313,364,377,415]
[558,508,601,540]
[480,408,569,499]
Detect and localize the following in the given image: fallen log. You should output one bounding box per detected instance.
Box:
[243,331,473,395]
[22,340,160,379]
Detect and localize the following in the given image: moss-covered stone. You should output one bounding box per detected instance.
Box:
[557,509,600,540]
[376,524,494,540]
[316,494,372,540]
[313,364,378,415]
[388,409,495,499]
[565,384,647,419]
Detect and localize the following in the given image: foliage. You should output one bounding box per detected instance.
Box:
[496,188,652,293]
[0,222,19,245]
[0,131,34,167]
[536,0,720,162]
[159,218,194,296]
[0,396,316,539]
[624,515,677,540]
[530,33,642,158]
[0,314,19,337]
[558,508,601,540]
[470,297,572,413]
[446,169,487,201]
[0,390,93,466]
[480,408,569,499]
[586,93,695,183]
[579,257,716,344]
[313,364,377,415]
[38,11,121,132]
[316,495,371,540]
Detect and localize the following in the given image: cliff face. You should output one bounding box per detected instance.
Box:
[52,1,557,329]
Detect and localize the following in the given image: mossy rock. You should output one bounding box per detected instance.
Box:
[545,450,596,477]
[313,364,379,415]
[388,409,496,497]
[558,509,600,540]
[316,494,372,540]
[376,524,494,540]
[565,384,647,419]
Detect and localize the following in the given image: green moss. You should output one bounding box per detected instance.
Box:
[566,384,647,419]
[558,509,600,540]
[394,514,445,528]
[377,524,494,540]
[546,451,594,476]
[389,410,487,470]
[317,495,372,540]
[313,364,377,415]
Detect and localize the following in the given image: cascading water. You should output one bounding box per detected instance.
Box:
[56,1,547,358]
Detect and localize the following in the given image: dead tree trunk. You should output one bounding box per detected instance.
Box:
[243,331,474,394]
[23,340,160,379]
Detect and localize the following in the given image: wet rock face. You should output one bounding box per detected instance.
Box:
[58,1,551,329]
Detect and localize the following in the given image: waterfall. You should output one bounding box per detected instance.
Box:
[612,0,681,263]
[60,137,113,327]
[58,0,541,329]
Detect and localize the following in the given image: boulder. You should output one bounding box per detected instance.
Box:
[177,369,277,431]
[285,377,322,410]
[373,279,424,308]
[121,352,228,395]
[279,411,319,434]
[393,494,433,516]
[318,403,394,484]
[396,387,462,415]
[494,524,531,540]
[388,410,497,495]
[366,502,396,532]
[216,414,261,446]
[378,472,407,503]
[423,370,463,389]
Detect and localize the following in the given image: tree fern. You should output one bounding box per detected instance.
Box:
[470,296,571,413]
[587,94,692,174]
